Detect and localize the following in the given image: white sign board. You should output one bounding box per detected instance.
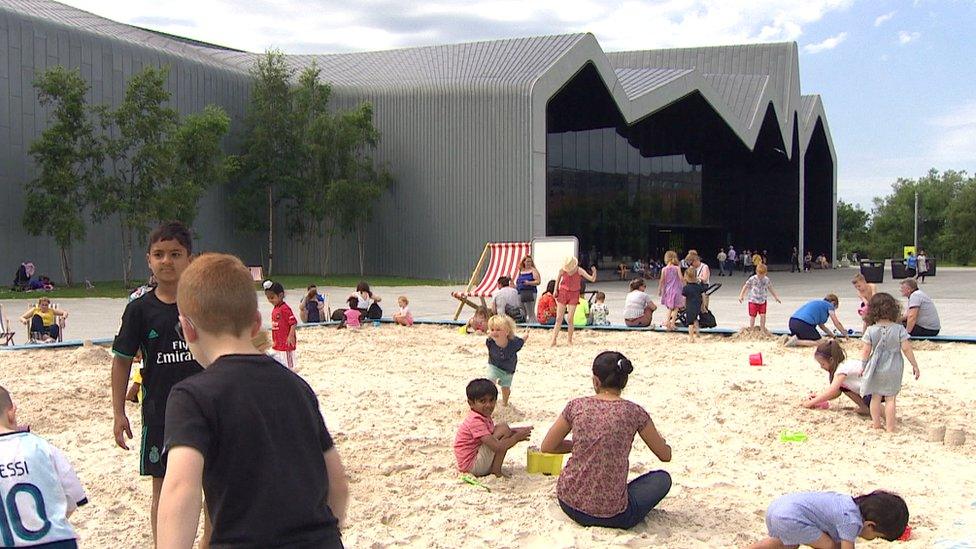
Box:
[531,236,579,298]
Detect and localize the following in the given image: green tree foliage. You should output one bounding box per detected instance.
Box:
[23,67,102,285]
[867,169,967,260]
[234,50,300,275]
[945,180,976,264]
[836,200,869,257]
[235,55,393,275]
[840,169,976,264]
[89,66,229,286]
[325,103,393,275]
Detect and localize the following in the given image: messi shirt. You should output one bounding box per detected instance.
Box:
[0,431,88,547]
[113,290,203,428]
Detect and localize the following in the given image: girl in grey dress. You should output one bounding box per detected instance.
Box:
[859,293,921,432]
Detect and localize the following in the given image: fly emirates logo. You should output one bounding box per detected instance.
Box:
[157,339,194,364]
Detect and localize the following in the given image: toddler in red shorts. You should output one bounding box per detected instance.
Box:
[738,263,781,331]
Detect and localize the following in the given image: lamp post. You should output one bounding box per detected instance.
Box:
[913,190,919,250]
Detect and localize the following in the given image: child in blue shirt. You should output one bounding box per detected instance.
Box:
[749,490,909,549]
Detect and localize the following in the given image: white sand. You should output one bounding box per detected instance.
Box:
[1,325,974,547]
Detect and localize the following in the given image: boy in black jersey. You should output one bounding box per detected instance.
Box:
[158,253,348,548]
[110,221,206,546]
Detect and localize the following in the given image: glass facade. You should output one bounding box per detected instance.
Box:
[546,128,710,258]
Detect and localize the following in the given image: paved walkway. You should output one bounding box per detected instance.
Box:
[1,266,971,344]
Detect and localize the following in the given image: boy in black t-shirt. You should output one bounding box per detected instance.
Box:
[158,253,348,548]
[110,221,205,545]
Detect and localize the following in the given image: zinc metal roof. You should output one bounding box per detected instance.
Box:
[1,0,832,159]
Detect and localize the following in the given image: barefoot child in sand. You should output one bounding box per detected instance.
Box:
[265,280,298,369]
[0,386,88,547]
[658,250,683,331]
[748,490,909,549]
[486,314,528,406]
[110,221,207,546]
[158,253,347,547]
[392,295,414,326]
[738,263,782,331]
[550,256,597,346]
[464,306,489,334]
[454,379,532,477]
[860,293,920,432]
[802,340,870,415]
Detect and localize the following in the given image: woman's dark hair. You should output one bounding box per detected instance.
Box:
[854,490,909,541]
[864,292,901,325]
[592,351,634,391]
[148,221,193,254]
[629,278,646,291]
[264,281,284,296]
[356,281,372,295]
[545,280,556,294]
[466,378,498,401]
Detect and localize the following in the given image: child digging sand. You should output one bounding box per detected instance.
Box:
[749,490,909,548]
[485,314,528,406]
[738,263,782,331]
[453,379,532,477]
[0,386,88,548]
[860,292,920,432]
[802,339,870,415]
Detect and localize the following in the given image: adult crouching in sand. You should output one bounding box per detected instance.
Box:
[541,351,672,529]
[785,294,848,348]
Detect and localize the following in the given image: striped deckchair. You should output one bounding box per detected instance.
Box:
[0,304,14,346]
[452,242,531,320]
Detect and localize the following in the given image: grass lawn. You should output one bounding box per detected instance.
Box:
[0,274,455,300]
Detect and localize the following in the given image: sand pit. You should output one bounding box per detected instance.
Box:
[2,325,975,547]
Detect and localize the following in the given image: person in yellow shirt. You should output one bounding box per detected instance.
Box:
[20,297,67,342]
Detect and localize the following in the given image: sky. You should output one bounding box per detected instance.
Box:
[58,0,976,210]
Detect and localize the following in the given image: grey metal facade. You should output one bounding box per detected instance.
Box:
[1,0,836,282]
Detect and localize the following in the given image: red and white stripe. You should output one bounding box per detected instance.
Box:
[468,242,531,297]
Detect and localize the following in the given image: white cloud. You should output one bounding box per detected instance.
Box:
[873,11,895,27]
[802,32,847,54]
[898,30,921,44]
[54,0,855,53]
[928,102,976,163]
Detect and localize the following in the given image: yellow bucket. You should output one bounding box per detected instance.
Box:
[526,448,565,475]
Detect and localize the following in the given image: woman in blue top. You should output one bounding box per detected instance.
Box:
[786,294,848,347]
[515,255,541,323]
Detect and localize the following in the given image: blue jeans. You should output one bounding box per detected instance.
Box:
[559,470,671,529]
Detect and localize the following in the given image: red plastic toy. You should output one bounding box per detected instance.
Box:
[898,524,912,541]
[749,353,764,366]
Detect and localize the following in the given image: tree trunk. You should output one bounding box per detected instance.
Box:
[321,220,334,276]
[267,185,274,276]
[119,218,131,288]
[59,245,72,287]
[356,222,366,276]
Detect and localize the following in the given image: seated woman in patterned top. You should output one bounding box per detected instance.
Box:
[541,351,672,529]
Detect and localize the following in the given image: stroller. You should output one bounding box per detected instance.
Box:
[675,282,722,328]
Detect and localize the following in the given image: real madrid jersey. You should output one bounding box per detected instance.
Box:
[0,431,87,546]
